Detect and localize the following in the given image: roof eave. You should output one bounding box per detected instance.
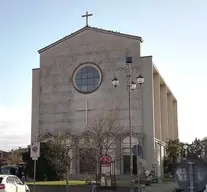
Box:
[38,26,87,54]
[38,26,143,54]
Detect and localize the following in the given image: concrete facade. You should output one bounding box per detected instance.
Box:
[31,26,178,176]
[153,67,178,142]
[153,67,178,177]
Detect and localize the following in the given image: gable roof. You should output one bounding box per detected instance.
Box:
[38,26,143,54]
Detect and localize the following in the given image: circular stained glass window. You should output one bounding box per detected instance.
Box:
[73,64,102,93]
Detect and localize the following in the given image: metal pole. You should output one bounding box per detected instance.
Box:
[33,160,36,192]
[188,161,194,192]
[141,85,144,144]
[129,87,133,176]
[137,145,140,192]
[86,101,88,126]
[128,63,133,176]
[138,61,143,192]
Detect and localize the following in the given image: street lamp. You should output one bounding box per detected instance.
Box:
[183,145,188,150]
[112,56,144,177]
[131,81,137,90]
[112,77,119,87]
[137,74,144,85]
[183,145,188,159]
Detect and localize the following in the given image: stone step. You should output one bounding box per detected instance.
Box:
[69,174,148,182]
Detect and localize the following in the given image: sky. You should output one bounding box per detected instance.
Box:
[0,0,207,151]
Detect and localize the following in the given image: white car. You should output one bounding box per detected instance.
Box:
[0,175,30,192]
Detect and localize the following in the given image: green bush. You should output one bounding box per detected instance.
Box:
[22,142,64,181]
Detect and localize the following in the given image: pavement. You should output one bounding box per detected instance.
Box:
[145,182,176,192]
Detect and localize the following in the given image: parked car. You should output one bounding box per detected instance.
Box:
[0,174,30,191]
[0,165,18,175]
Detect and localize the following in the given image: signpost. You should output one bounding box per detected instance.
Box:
[30,142,40,192]
[132,144,143,192]
[174,159,207,192]
[132,144,143,157]
[99,155,115,188]
[100,155,112,167]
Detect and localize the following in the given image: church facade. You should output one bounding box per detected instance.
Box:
[31,26,178,176]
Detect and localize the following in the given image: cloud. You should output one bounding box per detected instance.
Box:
[0,105,31,151]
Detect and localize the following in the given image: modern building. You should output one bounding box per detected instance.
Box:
[31,25,178,177]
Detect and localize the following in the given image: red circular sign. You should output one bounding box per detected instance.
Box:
[100,156,112,163]
[100,156,112,167]
[32,146,38,152]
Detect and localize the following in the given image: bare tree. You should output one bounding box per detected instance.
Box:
[79,109,127,175]
[45,131,81,192]
[7,150,22,165]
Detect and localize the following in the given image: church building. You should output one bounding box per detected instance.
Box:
[31,16,178,177]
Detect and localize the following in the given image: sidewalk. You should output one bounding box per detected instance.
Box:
[145,182,176,192]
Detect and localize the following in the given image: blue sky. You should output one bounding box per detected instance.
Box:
[0,0,207,150]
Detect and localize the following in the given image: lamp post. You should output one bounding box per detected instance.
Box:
[112,56,144,176]
[183,145,188,159]
[182,143,203,160]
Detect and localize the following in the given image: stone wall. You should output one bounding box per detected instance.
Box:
[38,28,142,135]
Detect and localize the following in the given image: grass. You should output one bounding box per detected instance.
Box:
[26,178,174,186]
[26,180,85,185]
[26,180,131,186]
[162,177,173,182]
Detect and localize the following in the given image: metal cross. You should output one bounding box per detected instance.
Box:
[82,11,93,26]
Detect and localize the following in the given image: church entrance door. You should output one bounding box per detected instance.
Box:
[123,155,137,175]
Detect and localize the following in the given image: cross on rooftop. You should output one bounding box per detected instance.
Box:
[82,11,93,26]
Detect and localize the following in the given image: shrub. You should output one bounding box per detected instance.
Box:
[22,142,64,181]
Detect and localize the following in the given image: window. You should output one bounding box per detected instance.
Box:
[12,176,22,185]
[73,64,102,93]
[6,177,13,184]
[1,165,14,174]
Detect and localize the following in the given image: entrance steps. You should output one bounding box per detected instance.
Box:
[69,174,145,182]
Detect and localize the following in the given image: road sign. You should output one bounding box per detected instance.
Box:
[100,155,112,167]
[30,142,40,160]
[174,159,207,192]
[132,144,143,157]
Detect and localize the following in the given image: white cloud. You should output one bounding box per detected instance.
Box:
[0,104,31,151]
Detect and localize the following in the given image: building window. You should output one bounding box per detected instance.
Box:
[73,63,102,93]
